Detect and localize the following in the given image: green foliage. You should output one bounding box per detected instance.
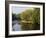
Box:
[20,8,40,24]
[20,8,40,30]
[20,9,33,22]
[32,8,40,24]
[17,14,21,20]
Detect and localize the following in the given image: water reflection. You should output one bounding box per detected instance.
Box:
[12,20,40,31]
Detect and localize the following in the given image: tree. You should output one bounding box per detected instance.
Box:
[20,9,33,21]
[12,13,17,21]
[32,8,40,24]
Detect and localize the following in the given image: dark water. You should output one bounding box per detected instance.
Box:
[12,20,40,31]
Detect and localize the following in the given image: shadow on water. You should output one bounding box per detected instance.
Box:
[21,23,40,31]
[12,20,40,31]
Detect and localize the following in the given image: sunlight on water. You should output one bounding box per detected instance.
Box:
[12,20,22,31]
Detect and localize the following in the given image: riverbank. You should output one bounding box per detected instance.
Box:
[20,20,33,23]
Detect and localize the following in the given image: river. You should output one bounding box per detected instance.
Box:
[12,20,22,31]
[12,20,40,31]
